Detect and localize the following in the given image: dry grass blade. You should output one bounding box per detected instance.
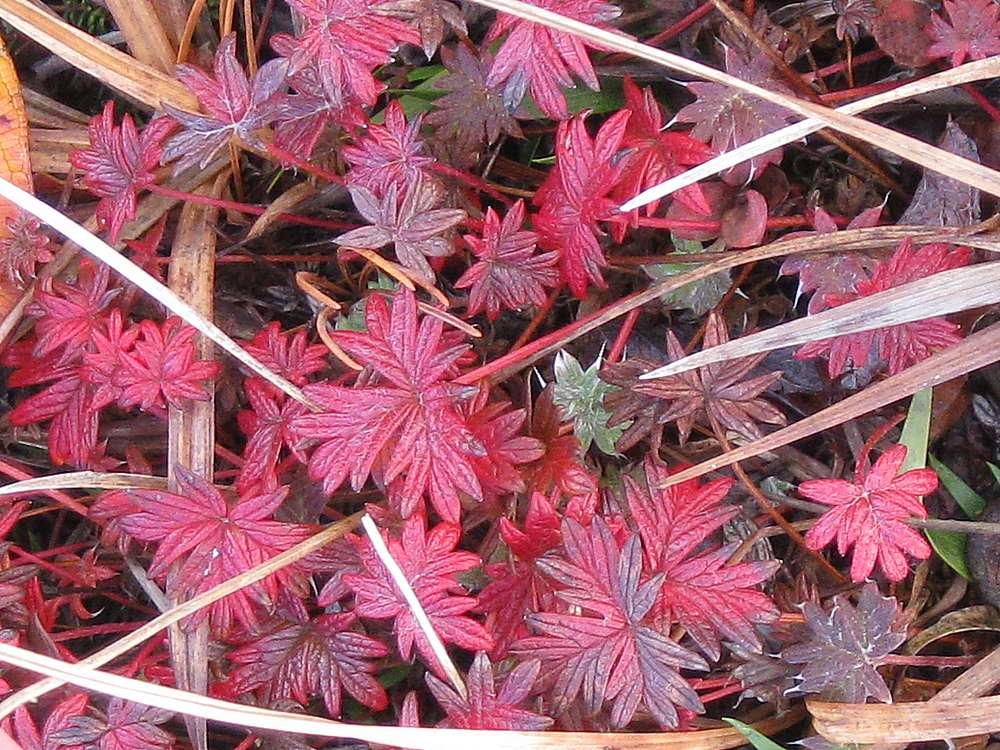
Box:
[0,639,805,750]
[0,0,197,111]
[463,0,1000,198]
[0,512,364,718]
[0,472,171,497]
[622,57,1000,211]
[246,181,318,240]
[657,320,1000,488]
[103,0,177,73]
[165,177,224,750]
[641,260,1000,379]
[456,223,1000,385]
[809,695,1000,744]
[0,175,317,410]
[361,514,467,700]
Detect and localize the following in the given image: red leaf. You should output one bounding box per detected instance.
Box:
[611,77,713,237]
[9,373,99,468]
[291,288,485,522]
[456,201,559,320]
[242,322,329,389]
[484,0,620,119]
[478,492,562,657]
[799,443,938,582]
[114,317,220,412]
[95,468,318,634]
[336,176,466,281]
[426,652,553,729]
[0,213,53,285]
[926,0,1000,66]
[342,101,435,196]
[795,238,973,377]
[344,514,491,675]
[625,456,779,660]
[534,110,630,298]
[523,385,598,501]
[237,378,309,492]
[282,0,419,107]
[9,694,90,750]
[779,206,883,314]
[162,35,287,172]
[69,102,173,243]
[52,700,174,750]
[29,263,118,360]
[226,596,389,716]
[514,517,707,728]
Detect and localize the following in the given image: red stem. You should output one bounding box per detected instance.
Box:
[432,163,514,207]
[265,143,345,184]
[50,621,145,642]
[819,78,912,104]
[880,654,980,668]
[607,307,640,363]
[698,682,745,705]
[962,82,1000,127]
[604,1,714,64]
[613,215,811,231]
[511,285,563,351]
[147,184,358,231]
[802,49,885,83]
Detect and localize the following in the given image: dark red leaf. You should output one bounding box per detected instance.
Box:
[226,595,389,716]
[426,652,553,729]
[926,0,1000,66]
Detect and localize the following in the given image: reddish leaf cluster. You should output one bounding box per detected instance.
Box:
[795,238,972,377]
[6,261,218,467]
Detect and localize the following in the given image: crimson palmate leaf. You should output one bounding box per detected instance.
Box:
[534,110,630,298]
[782,583,906,703]
[342,101,436,196]
[114,317,220,412]
[478,492,562,657]
[426,652,553,729]
[237,378,309,493]
[795,238,973,377]
[69,102,174,243]
[225,595,389,716]
[926,0,1000,66]
[52,699,174,750]
[514,517,708,728]
[603,312,785,448]
[624,455,779,660]
[242,323,329,389]
[93,467,319,634]
[290,288,485,522]
[29,263,118,360]
[522,384,598,501]
[798,443,938,582]
[456,201,559,320]
[343,514,491,675]
[9,694,90,750]
[484,0,620,119]
[162,35,287,173]
[282,0,419,106]
[611,76,713,237]
[674,48,795,184]
[336,176,466,281]
[426,46,522,168]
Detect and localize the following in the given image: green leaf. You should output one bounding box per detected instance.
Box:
[722,719,788,750]
[552,350,628,455]
[642,234,731,316]
[928,454,986,518]
[901,389,971,577]
[519,79,625,120]
[989,461,1000,487]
